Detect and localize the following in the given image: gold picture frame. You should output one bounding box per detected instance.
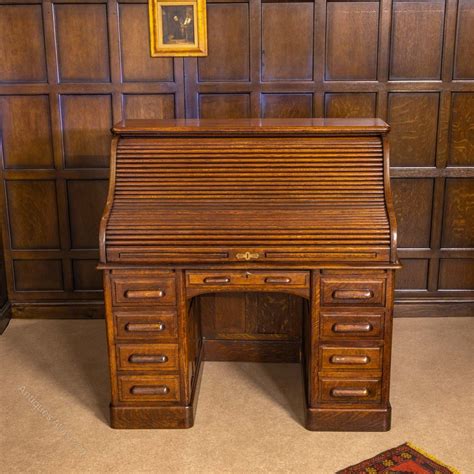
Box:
[148,0,208,57]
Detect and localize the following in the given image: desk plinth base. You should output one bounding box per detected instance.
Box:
[110,404,391,431]
[110,405,195,429]
[305,405,391,432]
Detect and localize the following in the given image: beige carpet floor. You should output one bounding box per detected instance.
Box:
[0,317,473,473]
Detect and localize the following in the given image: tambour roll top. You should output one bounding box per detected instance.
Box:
[99,118,397,265]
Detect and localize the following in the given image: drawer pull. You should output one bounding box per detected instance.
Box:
[130,385,169,395]
[330,355,370,365]
[125,322,165,332]
[124,289,165,299]
[128,354,168,364]
[332,322,373,333]
[203,277,231,284]
[330,387,369,398]
[332,289,373,300]
[265,277,292,284]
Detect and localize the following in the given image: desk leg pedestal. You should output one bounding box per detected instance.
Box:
[104,269,204,430]
[304,269,394,432]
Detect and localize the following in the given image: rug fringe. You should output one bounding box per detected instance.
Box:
[406,441,461,474]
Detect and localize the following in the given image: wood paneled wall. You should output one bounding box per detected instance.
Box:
[0,0,473,323]
[0,231,9,332]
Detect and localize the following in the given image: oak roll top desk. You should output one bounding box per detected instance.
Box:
[99,118,399,431]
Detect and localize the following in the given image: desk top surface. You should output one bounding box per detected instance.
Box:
[113,118,390,136]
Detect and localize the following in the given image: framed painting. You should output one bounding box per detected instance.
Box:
[148,0,208,57]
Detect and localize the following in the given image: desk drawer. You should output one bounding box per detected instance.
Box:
[321,277,385,306]
[320,311,384,339]
[320,377,382,403]
[117,344,179,371]
[320,346,382,371]
[118,375,180,403]
[115,310,178,340]
[112,275,176,306]
[187,270,309,288]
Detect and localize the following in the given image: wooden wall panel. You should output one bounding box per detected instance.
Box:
[326,1,378,80]
[13,260,63,291]
[262,94,313,118]
[438,259,474,290]
[449,93,474,166]
[388,93,439,167]
[67,180,108,250]
[61,95,112,168]
[395,259,429,290]
[261,3,314,81]
[0,0,472,321]
[392,178,434,248]
[123,94,175,119]
[55,4,111,82]
[0,5,47,83]
[6,180,60,250]
[0,231,9,331]
[441,179,474,249]
[72,259,103,291]
[390,0,445,80]
[325,93,377,118]
[198,3,250,82]
[454,0,474,80]
[0,95,54,169]
[199,94,251,118]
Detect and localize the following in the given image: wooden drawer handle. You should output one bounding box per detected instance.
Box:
[330,355,369,365]
[128,354,168,364]
[130,385,169,395]
[332,323,373,333]
[332,290,373,300]
[125,322,165,332]
[124,289,165,299]
[265,277,292,284]
[203,277,231,284]
[330,387,369,398]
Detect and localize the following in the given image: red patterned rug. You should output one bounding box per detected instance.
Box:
[337,442,460,474]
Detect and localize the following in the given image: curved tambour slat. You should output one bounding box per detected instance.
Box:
[105,135,392,262]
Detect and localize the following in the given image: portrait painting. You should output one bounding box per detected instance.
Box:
[161,5,195,45]
[148,0,208,56]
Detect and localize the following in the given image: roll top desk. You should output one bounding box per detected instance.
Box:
[99,118,399,431]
